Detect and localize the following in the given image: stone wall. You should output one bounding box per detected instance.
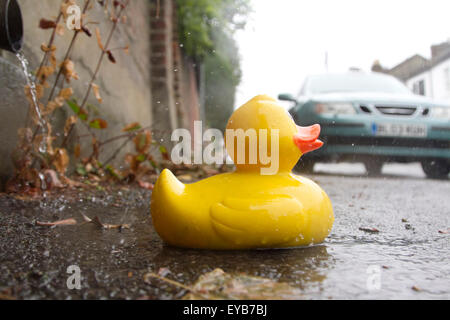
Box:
[149,0,202,149]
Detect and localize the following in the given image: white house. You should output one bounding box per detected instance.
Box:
[405,52,450,103]
[374,41,450,104]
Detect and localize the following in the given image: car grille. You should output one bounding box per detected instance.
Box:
[375,106,417,116]
[325,136,450,149]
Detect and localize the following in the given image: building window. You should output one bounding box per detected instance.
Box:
[412,79,425,96]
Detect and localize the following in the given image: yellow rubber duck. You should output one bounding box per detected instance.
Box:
[151,95,334,250]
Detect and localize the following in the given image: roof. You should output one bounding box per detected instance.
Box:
[400,48,450,81]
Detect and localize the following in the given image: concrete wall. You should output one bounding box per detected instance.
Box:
[0,0,202,185]
[0,57,28,187]
[0,0,153,181]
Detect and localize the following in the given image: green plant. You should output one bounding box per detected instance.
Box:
[7,0,165,193]
[175,0,251,60]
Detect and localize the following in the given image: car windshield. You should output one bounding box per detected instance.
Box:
[306,73,413,95]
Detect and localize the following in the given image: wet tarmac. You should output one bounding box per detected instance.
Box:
[0,163,449,299]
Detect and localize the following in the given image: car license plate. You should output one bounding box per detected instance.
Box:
[372,123,427,137]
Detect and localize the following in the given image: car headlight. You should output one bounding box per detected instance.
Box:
[429,107,450,119]
[315,103,356,115]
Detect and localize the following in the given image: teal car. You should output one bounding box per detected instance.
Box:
[279,72,450,179]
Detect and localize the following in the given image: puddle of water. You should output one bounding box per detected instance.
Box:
[0,176,449,299]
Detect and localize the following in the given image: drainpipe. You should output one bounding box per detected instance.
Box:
[0,0,23,53]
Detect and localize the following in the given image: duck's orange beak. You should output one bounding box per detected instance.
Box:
[293,124,324,154]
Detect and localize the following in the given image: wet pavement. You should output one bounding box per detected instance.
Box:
[0,163,449,300]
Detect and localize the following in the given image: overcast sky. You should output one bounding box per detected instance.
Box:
[235,0,450,108]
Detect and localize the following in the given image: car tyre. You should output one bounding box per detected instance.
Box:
[421,160,450,179]
[364,161,383,177]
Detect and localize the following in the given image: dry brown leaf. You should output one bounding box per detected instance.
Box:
[81,213,130,230]
[36,65,55,84]
[61,59,79,82]
[50,51,57,68]
[59,87,74,100]
[107,50,116,63]
[145,269,304,300]
[45,101,59,115]
[36,218,77,227]
[74,144,81,158]
[95,27,104,51]
[64,116,77,136]
[92,83,102,103]
[43,169,64,188]
[39,19,56,29]
[133,130,152,153]
[40,43,56,52]
[138,180,154,190]
[359,227,380,234]
[56,24,65,36]
[53,148,69,174]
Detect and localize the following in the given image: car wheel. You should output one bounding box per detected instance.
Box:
[294,159,315,173]
[364,160,383,177]
[421,160,450,179]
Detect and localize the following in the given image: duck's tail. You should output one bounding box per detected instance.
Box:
[150,169,186,243]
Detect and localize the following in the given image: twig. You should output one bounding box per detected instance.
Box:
[144,272,211,300]
[102,136,132,167]
[47,0,92,105]
[26,11,63,127]
[62,0,130,151]
[79,0,130,111]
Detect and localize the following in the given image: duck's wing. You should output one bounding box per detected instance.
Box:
[210,195,306,247]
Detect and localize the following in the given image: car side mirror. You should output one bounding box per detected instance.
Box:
[278,93,297,103]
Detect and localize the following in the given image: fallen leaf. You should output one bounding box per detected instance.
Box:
[43,169,64,188]
[81,213,129,230]
[144,269,304,300]
[158,268,171,277]
[359,227,380,234]
[36,218,77,227]
[138,180,154,190]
